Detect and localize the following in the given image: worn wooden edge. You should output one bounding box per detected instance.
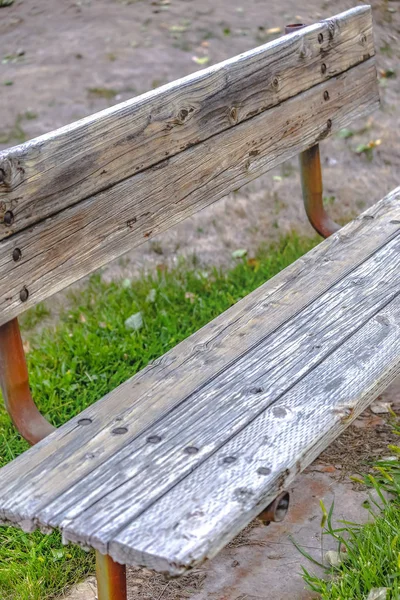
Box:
[0,187,399,505]
[0,6,375,238]
[0,59,380,325]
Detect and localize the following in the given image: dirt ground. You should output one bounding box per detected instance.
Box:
[1,0,400,598]
[1,0,400,277]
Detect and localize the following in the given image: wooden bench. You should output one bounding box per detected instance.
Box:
[0,6,399,599]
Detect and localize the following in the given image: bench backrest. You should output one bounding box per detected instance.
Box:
[0,6,378,326]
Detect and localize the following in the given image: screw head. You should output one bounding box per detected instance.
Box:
[318,32,324,44]
[321,63,327,74]
[12,247,22,262]
[3,210,14,226]
[327,118,332,129]
[323,90,330,101]
[20,286,29,302]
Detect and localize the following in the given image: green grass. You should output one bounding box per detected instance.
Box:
[0,234,319,600]
[298,422,400,599]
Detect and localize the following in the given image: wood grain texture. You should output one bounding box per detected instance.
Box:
[0,188,399,508]
[0,192,399,574]
[111,296,400,573]
[0,6,375,238]
[0,59,379,326]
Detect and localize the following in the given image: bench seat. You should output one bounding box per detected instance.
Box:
[0,188,399,575]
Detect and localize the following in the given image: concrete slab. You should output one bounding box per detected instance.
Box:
[187,471,369,600]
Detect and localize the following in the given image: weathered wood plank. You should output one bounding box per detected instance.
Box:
[0,200,399,569]
[111,295,400,573]
[0,6,375,238]
[0,188,399,507]
[0,59,379,325]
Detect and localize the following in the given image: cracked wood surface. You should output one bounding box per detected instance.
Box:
[0,6,374,238]
[0,58,379,326]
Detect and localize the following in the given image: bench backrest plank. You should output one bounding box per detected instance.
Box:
[0,7,379,325]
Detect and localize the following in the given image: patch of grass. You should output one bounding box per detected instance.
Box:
[19,303,51,330]
[87,87,118,99]
[0,234,319,599]
[0,114,27,144]
[298,419,400,599]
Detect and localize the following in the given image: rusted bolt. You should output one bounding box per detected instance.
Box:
[318,32,324,44]
[321,63,327,74]
[323,90,330,101]
[20,286,29,302]
[3,210,14,226]
[258,491,290,525]
[112,426,128,435]
[257,466,271,475]
[327,118,332,129]
[12,247,22,262]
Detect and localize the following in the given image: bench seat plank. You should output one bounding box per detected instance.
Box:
[0,190,399,573]
[0,59,379,326]
[0,6,374,239]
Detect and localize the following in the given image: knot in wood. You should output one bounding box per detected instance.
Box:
[0,157,25,190]
[272,76,280,91]
[178,108,189,122]
[229,106,238,123]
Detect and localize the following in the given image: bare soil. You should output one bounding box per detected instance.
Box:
[2,0,400,598]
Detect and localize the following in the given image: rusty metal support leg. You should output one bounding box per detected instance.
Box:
[96,552,127,600]
[284,23,340,239]
[0,319,128,596]
[299,144,341,238]
[0,317,55,445]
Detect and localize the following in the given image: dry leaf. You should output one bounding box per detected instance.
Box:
[192,56,210,65]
